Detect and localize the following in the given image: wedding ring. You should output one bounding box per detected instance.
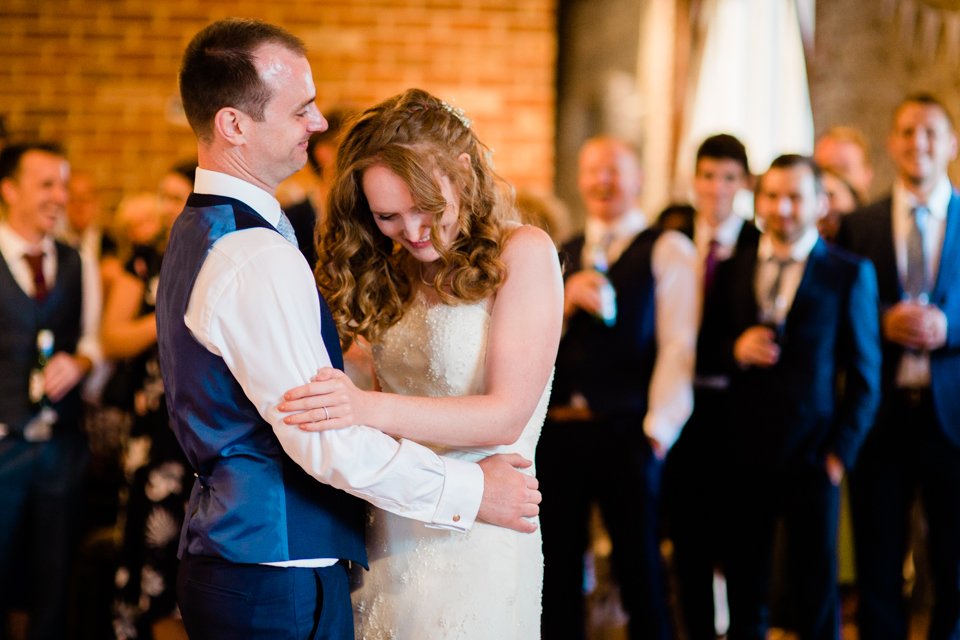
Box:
[322,406,329,421]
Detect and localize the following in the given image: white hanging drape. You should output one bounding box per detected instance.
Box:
[664,0,815,214]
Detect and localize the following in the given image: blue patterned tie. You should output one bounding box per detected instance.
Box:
[905,205,929,301]
[275,210,298,246]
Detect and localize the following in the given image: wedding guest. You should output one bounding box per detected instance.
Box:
[814,126,874,202]
[516,187,572,246]
[663,133,755,639]
[818,168,862,243]
[100,189,189,640]
[284,107,353,269]
[538,136,698,640]
[0,142,102,640]
[838,92,960,640]
[720,154,880,640]
[156,161,196,231]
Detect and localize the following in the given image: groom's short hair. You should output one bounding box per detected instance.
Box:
[179,18,306,142]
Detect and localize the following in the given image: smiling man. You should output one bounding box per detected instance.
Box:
[837,93,960,640]
[0,143,101,639]
[158,19,540,639]
[538,136,698,640]
[663,133,757,639]
[717,154,881,640]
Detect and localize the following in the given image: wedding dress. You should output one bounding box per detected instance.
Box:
[353,288,549,639]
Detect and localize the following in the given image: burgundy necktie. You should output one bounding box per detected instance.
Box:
[703,239,720,294]
[23,252,47,301]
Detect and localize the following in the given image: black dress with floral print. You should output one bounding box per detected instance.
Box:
[111,246,191,640]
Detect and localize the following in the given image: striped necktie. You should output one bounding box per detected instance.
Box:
[905,205,929,302]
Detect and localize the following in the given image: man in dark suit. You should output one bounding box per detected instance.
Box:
[0,143,100,639]
[538,136,698,640]
[837,93,960,640]
[718,154,881,640]
[663,133,758,639]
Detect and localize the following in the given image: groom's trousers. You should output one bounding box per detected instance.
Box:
[178,553,352,639]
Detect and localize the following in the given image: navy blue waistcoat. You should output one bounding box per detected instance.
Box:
[0,240,83,434]
[552,228,661,416]
[156,193,366,565]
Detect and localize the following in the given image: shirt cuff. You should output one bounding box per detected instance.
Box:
[643,413,682,453]
[76,336,104,368]
[425,456,483,532]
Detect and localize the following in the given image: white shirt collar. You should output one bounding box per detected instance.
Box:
[695,211,745,252]
[893,174,952,222]
[193,167,283,227]
[0,221,56,259]
[584,208,647,245]
[757,226,820,263]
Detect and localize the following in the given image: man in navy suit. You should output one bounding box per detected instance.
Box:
[159,19,541,640]
[663,133,758,639]
[837,93,960,640]
[717,155,881,640]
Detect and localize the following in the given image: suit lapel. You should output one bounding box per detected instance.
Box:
[871,199,902,302]
[933,190,960,302]
[784,238,826,334]
[733,242,760,331]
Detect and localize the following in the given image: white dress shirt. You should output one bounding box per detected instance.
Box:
[694,211,746,267]
[891,176,951,388]
[57,225,107,400]
[0,222,103,368]
[754,227,819,326]
[583,208,698,451]
[186,169,483,566]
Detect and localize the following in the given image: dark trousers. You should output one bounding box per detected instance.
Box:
[0,431,89,640]
[725,461,840,640]
[538,414,671,640]
[663,389,731,640]
[178,554,353,640]
[850,390,960,640]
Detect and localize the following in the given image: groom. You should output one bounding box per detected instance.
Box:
[157,18,541,639]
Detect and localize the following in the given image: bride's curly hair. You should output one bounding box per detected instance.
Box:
[316,88,516,348]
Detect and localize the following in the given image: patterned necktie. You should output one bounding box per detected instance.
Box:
[590,231,616,273]
[761,257,793,327]
[905,205,929,301]
[23,252,47,301]
[275,210,298,246]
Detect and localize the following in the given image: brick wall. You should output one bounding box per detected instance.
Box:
[0,0,556,211]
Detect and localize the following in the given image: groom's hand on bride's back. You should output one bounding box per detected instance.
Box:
[477,453,542,534]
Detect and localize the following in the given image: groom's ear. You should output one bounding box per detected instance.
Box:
[214,107,248,146]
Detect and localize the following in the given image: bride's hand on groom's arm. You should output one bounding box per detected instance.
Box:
[477,454,542,534]
[279,368,364,431]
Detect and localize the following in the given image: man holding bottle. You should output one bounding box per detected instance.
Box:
[0,143,101,639]
[538,136,698,639]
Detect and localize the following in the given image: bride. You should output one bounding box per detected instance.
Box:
[279,88,563,638]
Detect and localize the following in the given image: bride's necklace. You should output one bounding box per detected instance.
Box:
[417,262,439,287]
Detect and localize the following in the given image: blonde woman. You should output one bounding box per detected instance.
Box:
[281,88,562,638]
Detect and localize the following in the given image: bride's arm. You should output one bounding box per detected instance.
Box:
[281,224,563,448]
